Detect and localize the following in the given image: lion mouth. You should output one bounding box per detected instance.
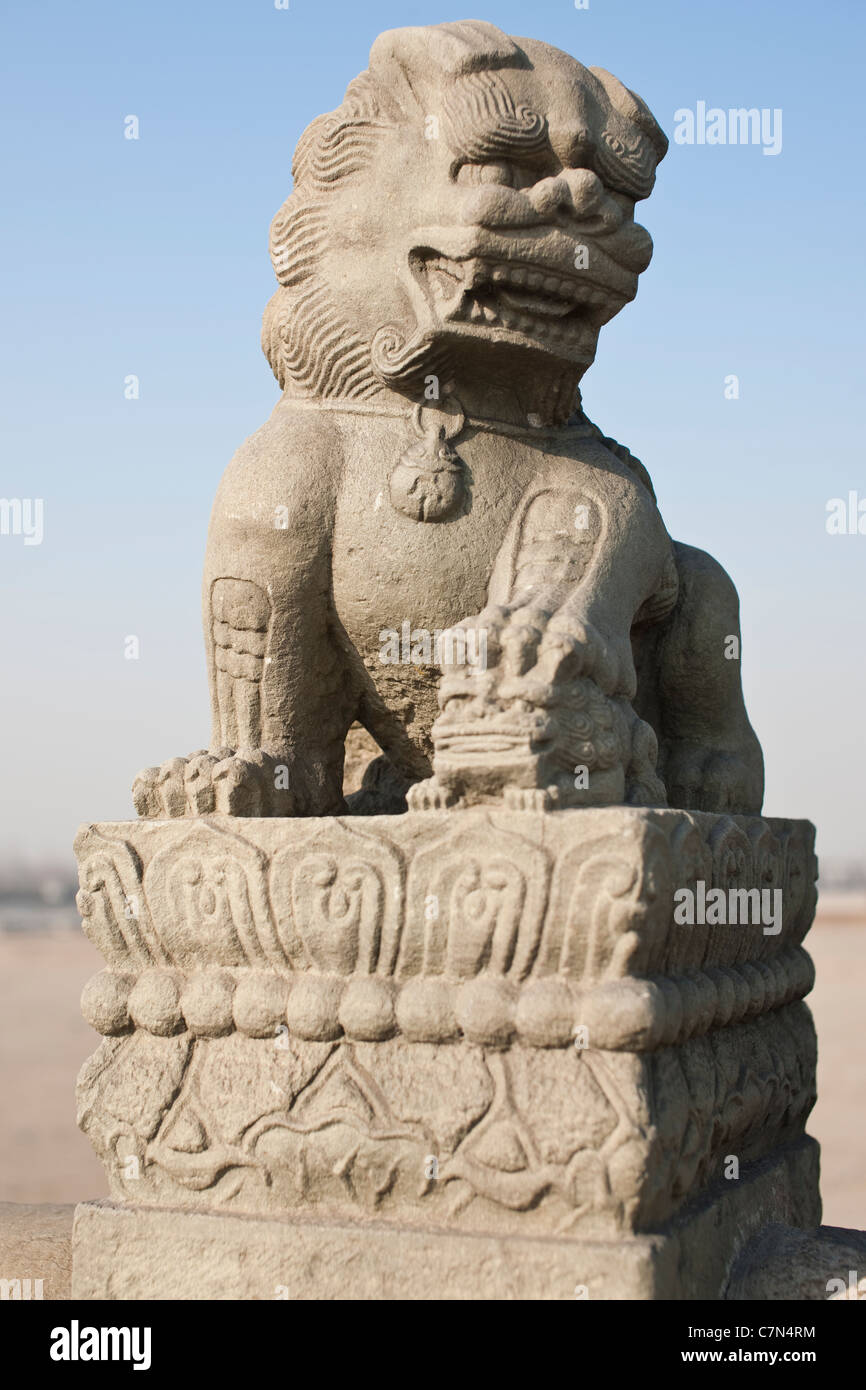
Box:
[437,735,532,755]
[434,711,556,759]
[412,251,619,344]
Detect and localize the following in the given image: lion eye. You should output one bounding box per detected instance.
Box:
[455,161,514,187]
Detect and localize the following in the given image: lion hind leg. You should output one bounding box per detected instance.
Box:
[644,542,764,815]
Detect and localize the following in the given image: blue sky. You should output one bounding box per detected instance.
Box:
[1,0,863,863]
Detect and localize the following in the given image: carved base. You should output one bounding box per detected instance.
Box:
[71,1139,820,1300]
[73,807,819,1264]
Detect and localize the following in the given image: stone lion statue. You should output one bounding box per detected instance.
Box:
[133,20,763,819]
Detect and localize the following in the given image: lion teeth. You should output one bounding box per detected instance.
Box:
[497,288,572,318]
[420,248,617,342]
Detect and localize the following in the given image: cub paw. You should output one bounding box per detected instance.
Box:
[503,786,561,812]
[438,603,630,699]
[406,776,459,811]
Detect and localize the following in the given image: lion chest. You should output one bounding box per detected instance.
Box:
[330,415,610,658]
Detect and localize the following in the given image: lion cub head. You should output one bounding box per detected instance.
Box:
[263,21,667,421]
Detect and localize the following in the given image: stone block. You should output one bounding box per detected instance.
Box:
[73,808,819,1259]
[71,1139,819,1300]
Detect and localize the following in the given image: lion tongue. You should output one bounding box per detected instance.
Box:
[424,261,465,315]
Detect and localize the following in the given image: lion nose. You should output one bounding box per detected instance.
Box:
[526,174,573,217]
[460,166,619,232]
[527,167,606,218]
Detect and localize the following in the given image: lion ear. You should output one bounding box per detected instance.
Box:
[369,20,526,111]
[589,66,669,163]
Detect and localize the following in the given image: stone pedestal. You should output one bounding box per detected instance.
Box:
[71,807,821,1299]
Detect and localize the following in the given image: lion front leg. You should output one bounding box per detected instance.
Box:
[132,567,352,818]
[133,425,355,818]
[634,541,764,815]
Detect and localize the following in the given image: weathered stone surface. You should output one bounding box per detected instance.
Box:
[727,1223,866,1301]
[73,808,819,1244]
[0,1202,74,1300]
[71,1142,819,1300]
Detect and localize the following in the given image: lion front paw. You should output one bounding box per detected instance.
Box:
[662,740,763,815]
[132,749,300,818]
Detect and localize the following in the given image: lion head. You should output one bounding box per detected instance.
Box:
[263,20,667,422]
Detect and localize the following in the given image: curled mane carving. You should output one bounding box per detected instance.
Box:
[262,74,390,399]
